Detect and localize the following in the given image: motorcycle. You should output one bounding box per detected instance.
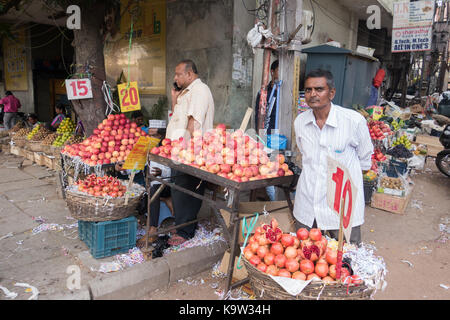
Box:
[436,124,450,177]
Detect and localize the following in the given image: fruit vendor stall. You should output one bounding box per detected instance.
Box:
[144,124,299,294]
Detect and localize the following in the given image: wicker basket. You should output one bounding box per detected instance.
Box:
[242,258,374,300]
[50,145,63,157]
[12,137,27,148]
[34,152,46,166]
[65,184,145,222]
[41,144,52,154]
[28,140,45,152]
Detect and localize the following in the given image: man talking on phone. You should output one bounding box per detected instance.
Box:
[165,59,214,246]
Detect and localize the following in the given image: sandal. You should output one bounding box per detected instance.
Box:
[168,234,188,246]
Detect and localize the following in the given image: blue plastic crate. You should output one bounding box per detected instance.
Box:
[79,216,137,259]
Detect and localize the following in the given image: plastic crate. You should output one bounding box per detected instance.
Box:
[383,159,408,177]
[78,216,137,259]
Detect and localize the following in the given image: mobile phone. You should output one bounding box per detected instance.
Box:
[173,82,182,91]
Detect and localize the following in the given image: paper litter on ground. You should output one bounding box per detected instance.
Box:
[163,223,225,255]
[0,285,18,299]
[97,247,145,273]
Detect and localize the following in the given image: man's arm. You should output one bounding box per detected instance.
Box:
[187,116,201,137]
[356,118,374,171]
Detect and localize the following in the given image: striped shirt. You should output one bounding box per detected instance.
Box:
[51,114,65,127]
[293,103,374,230]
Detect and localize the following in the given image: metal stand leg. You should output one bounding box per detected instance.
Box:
[224,190,241,293]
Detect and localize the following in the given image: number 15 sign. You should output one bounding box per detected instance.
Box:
[326,156,358,243]
[65,79,93,100]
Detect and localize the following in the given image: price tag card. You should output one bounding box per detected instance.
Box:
[65,78,93,100]
[122,136,153,171]
[117,81,141,113]
[327,156,358,243]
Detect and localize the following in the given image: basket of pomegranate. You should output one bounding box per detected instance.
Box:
[65,174,145,222]
[241,219,375,300]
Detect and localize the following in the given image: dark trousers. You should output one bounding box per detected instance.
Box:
[294,219,361,245]
[171,170,205,239]
[148,184,171,227]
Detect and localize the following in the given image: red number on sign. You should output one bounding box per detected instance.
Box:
[77,80,88,96]
[332,167,344,213]
[342,180,353,228]
[129,87,138,105]
[70,81,77,97]
[121,89,130,107]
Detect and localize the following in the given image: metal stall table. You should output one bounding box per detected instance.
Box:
[144,153,297,293]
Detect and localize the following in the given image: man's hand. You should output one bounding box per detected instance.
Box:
[171,88,181,111]
[115,161,125,172]
[151,167,162,177]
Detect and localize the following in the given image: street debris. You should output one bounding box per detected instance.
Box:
[97,247,145,273]
[0,232,13,241]
[0,285,18,299]
[440,284,449,290]
[31,222,78,235]
[400,260,414,267]
[14,283,39,300]
[410,199,423,211]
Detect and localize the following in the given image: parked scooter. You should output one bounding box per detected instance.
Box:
[436,124,450,177]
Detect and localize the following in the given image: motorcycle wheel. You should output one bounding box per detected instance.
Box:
[436,150,450,177]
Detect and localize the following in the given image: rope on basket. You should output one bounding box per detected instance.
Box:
[236,213,259,270]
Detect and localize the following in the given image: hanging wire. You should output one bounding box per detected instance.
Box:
[102,81,120,116]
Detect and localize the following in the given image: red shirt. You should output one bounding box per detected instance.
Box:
[0,95,21,112]
[373,69,385,88]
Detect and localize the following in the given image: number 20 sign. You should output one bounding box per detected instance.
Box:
[65,79,93,100]
[117,81,141,113]
[327,156,358,243]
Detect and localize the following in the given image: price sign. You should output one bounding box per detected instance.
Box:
[117,81,141,113]
[122,136,159,171]
[65,79,93,100]
[327,156,358,243]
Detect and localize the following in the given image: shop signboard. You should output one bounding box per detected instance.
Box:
[3,27,28,91]
[392,0,435,53]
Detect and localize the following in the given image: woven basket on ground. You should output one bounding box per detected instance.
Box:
[12,137,27,148]
[27,140,45,152]
[65,184,145,222]
[242,257,374,300]
[50,145,63,157]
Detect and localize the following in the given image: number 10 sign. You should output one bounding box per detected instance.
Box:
[327,156,358,243]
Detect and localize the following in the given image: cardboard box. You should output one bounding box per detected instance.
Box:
[415,135,444,158]
[220,201,296,244]
[10,145,20,156]
[371,187,413,214]
[218,250,248,281]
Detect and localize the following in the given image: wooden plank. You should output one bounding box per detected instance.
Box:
[239,108,253,132]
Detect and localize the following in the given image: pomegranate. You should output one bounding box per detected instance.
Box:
[258,235,269,246]
[315,262,329,278]
[314,239,327,257]
[307,273,320,281]
[264,252,275,265]
[300,240,321,262]
[326,249,338,265]
[292,271,307,280]
[278,269,292,278]
[309,228,322,241]
[351,275,363,285]
[296,228,309,240]
[293,237,300,248]
[270,242,284,255]
[340,267,351,280]
[285,258,300,273]
[266,265,279,276]
[329,264,337,279]
[257,263,267,273]
[261,218,282,243]
[284,246,297,259]
[256,245,268,258]
[322,276,335,284]
[281,234,295,247]
[274,254,287,268]
[250,241,259,253]
[243,247,254,260]
[249,255,261,266]
[300,259,315,275]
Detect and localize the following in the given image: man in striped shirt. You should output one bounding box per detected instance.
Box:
[293,69,374,244]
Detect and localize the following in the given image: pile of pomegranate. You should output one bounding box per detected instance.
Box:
[151,124,293,182]
[61,114,147,166]
[74,174,127,198]
[243,219,362,284]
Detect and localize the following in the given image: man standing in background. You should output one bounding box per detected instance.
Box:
[0,91,21,130]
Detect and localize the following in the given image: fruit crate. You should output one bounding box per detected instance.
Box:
[78,216,137,259]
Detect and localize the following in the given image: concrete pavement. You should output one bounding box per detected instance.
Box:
[0,145,228,300]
